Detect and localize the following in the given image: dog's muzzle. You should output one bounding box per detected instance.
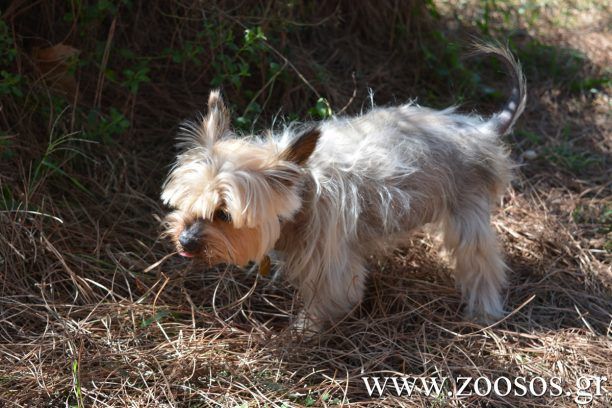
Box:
[178,221,204,255]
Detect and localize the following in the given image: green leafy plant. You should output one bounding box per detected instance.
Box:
[121,65,151,94]
[542,125,603,174]
[164,41,205,65]
[0,18,22,97]
[209,26,268,89]
[308,97,333,119]
[63,0,133,28]
[141,309,171,328]
[0,133,15,161]
[85,107,130,142]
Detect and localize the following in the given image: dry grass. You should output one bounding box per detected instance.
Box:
[0,1,610,406]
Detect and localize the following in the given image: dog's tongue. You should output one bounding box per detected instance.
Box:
[179,251,194,258]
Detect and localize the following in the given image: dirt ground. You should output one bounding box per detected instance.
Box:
[0,1,610,406]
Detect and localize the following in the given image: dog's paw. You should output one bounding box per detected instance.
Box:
[464,305,506,326]
[290,311,324,338]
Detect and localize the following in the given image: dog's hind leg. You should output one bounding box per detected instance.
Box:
[441,197,507,321]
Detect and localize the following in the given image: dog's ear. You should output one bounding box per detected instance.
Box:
[262,127,320,196]
[280,127,320,166]
[179,89,230,148]
[203,89,230,144]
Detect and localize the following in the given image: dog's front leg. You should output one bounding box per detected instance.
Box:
[292,251,367,334]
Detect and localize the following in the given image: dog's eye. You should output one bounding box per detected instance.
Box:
[214,209,232,223]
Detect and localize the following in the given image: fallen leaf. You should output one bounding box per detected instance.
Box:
[32,43,80,98]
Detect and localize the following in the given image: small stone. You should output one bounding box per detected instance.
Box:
[523,149,537,161]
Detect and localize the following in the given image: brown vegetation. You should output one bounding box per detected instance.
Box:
[0,1,609,406]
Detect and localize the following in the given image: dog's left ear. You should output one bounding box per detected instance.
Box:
[281,127,320,166]
[264,127,320,193]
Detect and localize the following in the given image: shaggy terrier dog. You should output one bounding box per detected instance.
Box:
[161,44,526,332]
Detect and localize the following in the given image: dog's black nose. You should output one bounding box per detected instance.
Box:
[179,222,203,253]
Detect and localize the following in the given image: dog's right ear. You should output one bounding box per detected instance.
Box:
[178,89,230,148]
[202,89,230,145]
[280,127,320,166]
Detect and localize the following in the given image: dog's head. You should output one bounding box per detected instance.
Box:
[161,90,319,265]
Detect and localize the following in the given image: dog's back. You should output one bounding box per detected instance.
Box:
[277,45,525,328]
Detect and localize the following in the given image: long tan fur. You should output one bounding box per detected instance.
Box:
[161,44,526,332]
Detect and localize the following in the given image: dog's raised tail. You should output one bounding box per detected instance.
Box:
[475,42,527,136]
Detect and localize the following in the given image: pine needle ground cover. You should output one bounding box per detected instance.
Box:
[0,1,609,406]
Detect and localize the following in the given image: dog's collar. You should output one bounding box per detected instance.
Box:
[258,255,271,276]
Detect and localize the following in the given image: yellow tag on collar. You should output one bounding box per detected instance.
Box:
[259,255,271,277]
